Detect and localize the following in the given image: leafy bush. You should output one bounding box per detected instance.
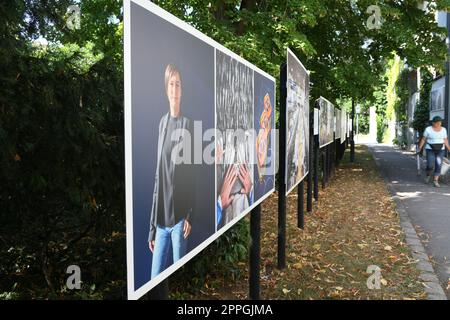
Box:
[412,71,433,137]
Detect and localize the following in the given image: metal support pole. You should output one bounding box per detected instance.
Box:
[249,204,261,300]
[298,181,304,229]
[307,170,313,212]
[330,144,333,178]
[322,147,327,189]
[148,280,169,300]
[277,64,287,270]
[307,109,313,212]
[314,135,319,201]
[307,119,313,212]
[326,145,331,185]
[350,99,356,163]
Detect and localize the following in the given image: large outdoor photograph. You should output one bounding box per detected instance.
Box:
[318,97,335,148]
[254,71,276,202]
[125,0,277,300]
[335,108,342,141]
[215,50,255,230]
[285,49,310,194]
[341,109,347,142]
[128,1,215,296]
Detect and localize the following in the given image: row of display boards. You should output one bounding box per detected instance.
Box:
[124,0,353,300]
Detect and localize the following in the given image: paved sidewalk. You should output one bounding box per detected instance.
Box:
[368,144,449,299]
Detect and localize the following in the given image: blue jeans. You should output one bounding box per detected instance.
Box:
[426,150,445,177]
[151,219,187,279]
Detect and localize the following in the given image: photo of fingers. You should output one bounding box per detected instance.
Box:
[215,49,255,230]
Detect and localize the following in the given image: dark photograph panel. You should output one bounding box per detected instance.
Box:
[254,71,276,202]
[215,50,255,230]
[285,50,310,194]
[130,2,215,291]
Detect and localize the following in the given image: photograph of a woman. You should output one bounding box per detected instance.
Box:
[253,71,275,202]
[127,1,273,298]
[256,94,273,173]
[148,64,194,279]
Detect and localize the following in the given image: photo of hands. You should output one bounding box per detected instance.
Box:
[215,49,255,230]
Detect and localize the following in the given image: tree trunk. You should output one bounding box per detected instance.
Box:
[214,0,227,21]
[236,0,257,36]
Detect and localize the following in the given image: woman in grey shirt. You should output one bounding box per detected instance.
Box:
[148,64,194,279]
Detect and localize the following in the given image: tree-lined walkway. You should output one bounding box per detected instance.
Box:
[369,144,450,298]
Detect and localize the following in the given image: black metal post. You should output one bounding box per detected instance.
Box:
[307,171,313,212]
[148,280,169,300]
[331,144,334,176]
[277,64,287,270]
[326,145,330,185]
[329,141,333,179]
[350,98,355,163]
[337,139,341,164]
[338,141,341,164]
[307,110,313,212]
[327,144,330,183]
[329,144,332,180]
[249,204,261,300]
[298,181,304,229]
[330,144,333,179]
[322,147,327,190]
[330,140,335,177]
[334,139,338,166]
[336,140,340,165]
[314,134,319,201]
[330,140,336,178]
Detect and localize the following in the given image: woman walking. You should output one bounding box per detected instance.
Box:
[418,116,450,188]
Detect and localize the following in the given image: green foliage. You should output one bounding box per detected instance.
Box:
[389,66,410,146]
[373,84,388,141]
[167,219,250,298]
[358,114,370,135]
[374,55,405,144]
[0,292,21,300]
[387,57,404,121]
[394,68,411,125]
[376,110,389,143]
[412,71,433,137]
[1,0,126,299]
